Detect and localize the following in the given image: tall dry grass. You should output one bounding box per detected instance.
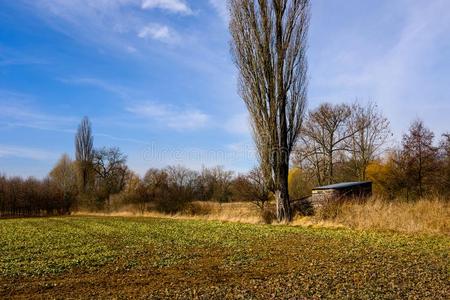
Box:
[74,201,265,224]
[310,197,450,235]
[73,198,450,235]
[181,201,264,224]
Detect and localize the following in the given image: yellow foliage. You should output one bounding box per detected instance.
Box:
[366,160,394,197]
[288,167,312,200]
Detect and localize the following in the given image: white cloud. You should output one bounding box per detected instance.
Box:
[126,45,137,53]
[24,0,187,52]
[0,145,56,161]
[141,0,192,14]
[127,101,210,130]
[138,23,177,43]
[20,0,234,79]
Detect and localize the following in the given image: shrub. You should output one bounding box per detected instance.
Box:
[261,208,276,224]
[183,202,215,216]
[292,198,314,216]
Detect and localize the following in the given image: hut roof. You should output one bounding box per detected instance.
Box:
[312,181,372,191]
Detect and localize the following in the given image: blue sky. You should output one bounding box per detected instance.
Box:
[1,0,449,178]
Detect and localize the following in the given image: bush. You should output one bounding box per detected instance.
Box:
[292,198,314,216]
[183,202,215,216]
[261,208,276,224]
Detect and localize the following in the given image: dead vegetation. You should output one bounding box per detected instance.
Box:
[74,197,449,235]
[323,197,450,235]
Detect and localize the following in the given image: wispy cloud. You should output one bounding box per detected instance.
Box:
[310,0,450,135]
[0,144,56,161]
[60,77,212,132]
[138,23,178,43]
[0,45,49,66]
[94,133,151,145]
[127,101,210,130]
[141,0,192,15]
[0,90,158,146]
[15,0,234,79]
[0,90,77,131]
[21,0,188,52]
[59,77,131,98]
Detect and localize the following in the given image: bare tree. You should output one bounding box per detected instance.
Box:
[197,166,234,202]
[93,147,128,207]
[400,119,438,198]
[75,117,94,193]
[347,102,391,180]
[122,171,148,214]
[163,165,198,212]
[299,103,357,185]
[49,154,78,213]
[232,167,271,209]
[294,135,327,186]
[229,0,310,222]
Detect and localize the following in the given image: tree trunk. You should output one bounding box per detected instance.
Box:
[328,150,333,184]
[275,188,291,223]
[276,145,292,222]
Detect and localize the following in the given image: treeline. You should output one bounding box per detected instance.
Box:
[0,117,267,216]
[292,102,450,201]
[0,162,265,217]
[1,102,449,217]
[0,175,68,217]
[118,166,268,213]
[69,117,269,212]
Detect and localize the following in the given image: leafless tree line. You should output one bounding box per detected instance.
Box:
[122,165,268,214]
[1,113,448,217]
[0,117,268,216]
[381,120,450,200]
[295,101,391,186]
[0,175,68,217]
[292,110,449,200]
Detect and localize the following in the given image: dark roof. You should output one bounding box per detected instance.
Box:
[312,181,372,190]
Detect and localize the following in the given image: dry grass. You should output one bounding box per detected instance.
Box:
[328,197,450,235]
[73,202,264,224]
[73,198,450,235]
[181,201,263,224]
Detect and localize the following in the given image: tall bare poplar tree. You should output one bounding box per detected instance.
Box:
[75,117,94,193]
[229,0,309,222]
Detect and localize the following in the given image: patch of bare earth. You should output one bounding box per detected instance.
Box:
[1,234,448,299]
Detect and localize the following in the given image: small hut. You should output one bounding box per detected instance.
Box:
[310,181,372,208]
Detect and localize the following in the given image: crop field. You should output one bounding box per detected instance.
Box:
[0,217,449,299]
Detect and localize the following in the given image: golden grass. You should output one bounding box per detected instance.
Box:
[73,202,264,224]
[181,201,264,224]
[329,197,450,235]
[73,198,450,235]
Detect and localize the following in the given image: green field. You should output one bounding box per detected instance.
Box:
[1,217,449,299]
